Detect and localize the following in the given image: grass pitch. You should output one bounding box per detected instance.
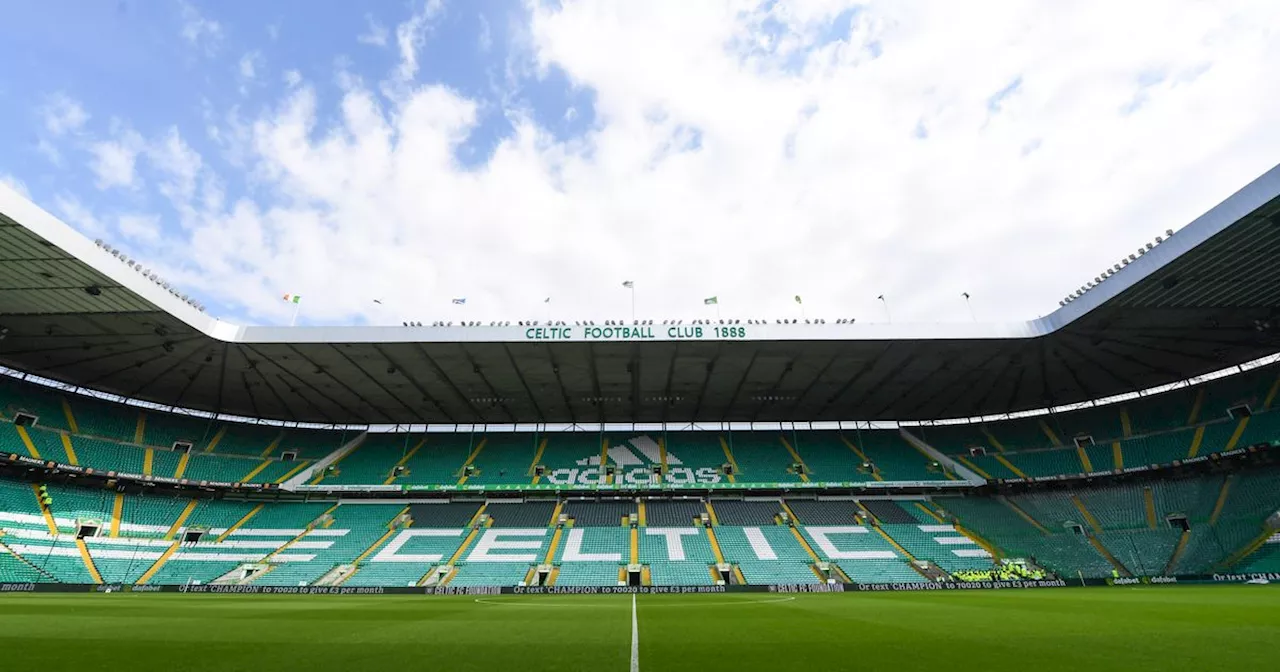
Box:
[1,587,1277,671]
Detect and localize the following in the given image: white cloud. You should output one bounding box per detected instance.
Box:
[358,14,389,47]
[179,1,223,55]
[239,51,262,80]
[238,51,265,95]
[0,174,30,199]
[117,214,163,244]
[53,195,107,237]
[478,14,493,52]
[88,126,146,190]
[147,127,204,206]
[393,0,446,83]
[283,69,303,88]
[79,0,1280,327]
[41,93,89,136]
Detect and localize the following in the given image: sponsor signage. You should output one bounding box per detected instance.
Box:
[523,325,749,342]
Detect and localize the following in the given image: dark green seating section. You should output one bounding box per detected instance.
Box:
[562,500,632,526]
[943,466,1280,578]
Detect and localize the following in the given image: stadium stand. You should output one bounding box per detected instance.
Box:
[553,527,628,586]
[711,500,781,526]
[487,501,557,528]
[785,499,862,526]
[644,500,705,527]
[562,500,633,526]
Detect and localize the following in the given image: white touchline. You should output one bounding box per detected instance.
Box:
[630,593,640,672]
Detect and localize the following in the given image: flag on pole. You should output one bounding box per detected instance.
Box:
[877,294,885,300]
[544,297,551,303]
[704,296,718,305]
[622,280,634,288]
[452,298,466,305]
[794,295,803,304]
[283,293,301,304]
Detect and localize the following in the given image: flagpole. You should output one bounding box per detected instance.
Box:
[290,301,301,327]
[878,295,891,323]
[630,285,635,321]
[963,292,975,322]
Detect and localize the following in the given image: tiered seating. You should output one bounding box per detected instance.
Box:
[716,525,818,584]
[17,427,72,465]
[725,433,803,483]
[0,545,48,582]
[649,562,714,586]
[642,527,715,585]
[275,428,352,460]
[554,527,627,586]
[487,502,556,527]
[252,504,404,587]
[141,412,219,451]
[1097,529,1181,576]
[0,478,48,531]
[449,562,532,587]
[0,377,70,430]
[1008,492,1085,532]
[1006,448,1083,478]
[119,494,188,537]
[464,434,536,485]
[1122,429,1195,468]
[788,433,864,481]
[1002,533,1115,578]
[1151,476,1223,523]
[86,537,170,583]
[537,434,604,482]
[181,453,262,483]
[323,434,420,485]
[663,433,735,483]
[1220,471,1280,522]
[963,453,1021,480]
[1078,485,1147,530]
[69,395,138,442]
[711,500,780,526]
[346,527,469,587]
[72,437,147,475]
[880,524,992,573]
[408,502,480,527]
[799,525,922,583]
[645,500,704,527]
[555,562,623,586]
[785,499,861,526]
[392,433,473,485]
[563,500,632,526]
[1173,522,1259,574]
[1236,533,1280,573]
[4,537,96,583]
[860,499,925,524]
[182,499,260,532]
[854,432,948,481]
[46,483,114,526]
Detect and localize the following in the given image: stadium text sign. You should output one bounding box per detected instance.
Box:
[523,325,748,341]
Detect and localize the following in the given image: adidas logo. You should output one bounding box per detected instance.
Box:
[546,435,721,486]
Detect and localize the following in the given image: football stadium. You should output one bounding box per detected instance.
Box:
[2,164,1280,669]
[4,3,1280,671]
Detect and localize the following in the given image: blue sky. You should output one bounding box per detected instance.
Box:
[2,1,1279,328]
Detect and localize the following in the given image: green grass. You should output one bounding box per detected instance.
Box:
[1,587,1277,671]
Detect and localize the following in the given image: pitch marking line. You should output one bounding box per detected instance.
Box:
[631,593,640,672]
[472,595,796,608]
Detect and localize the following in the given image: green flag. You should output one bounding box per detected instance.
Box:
[704,296,718,305]
[794,295,802,304]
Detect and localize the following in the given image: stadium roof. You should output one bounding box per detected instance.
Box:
[2,166,1280,427]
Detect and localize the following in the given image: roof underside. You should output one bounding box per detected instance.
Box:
[3,187,1280,426]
